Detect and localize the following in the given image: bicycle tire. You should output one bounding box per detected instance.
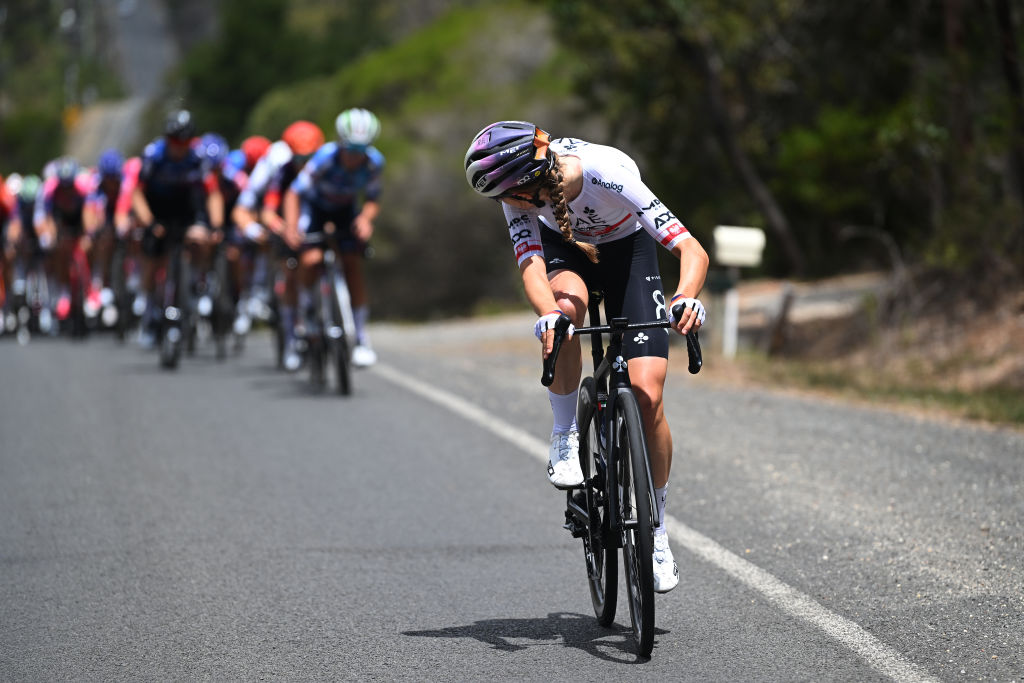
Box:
[308,284,326,389]
[110,241,128,342]
[160,244,186,370]
[212,248,232,361]
[615,389,656,657]
[328,284,351,396]
[577,377,617,626]
[69,246,88,339]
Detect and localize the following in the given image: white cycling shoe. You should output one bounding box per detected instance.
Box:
[653,531,679,593]
[547,430,583,488]
[351,344,377,367]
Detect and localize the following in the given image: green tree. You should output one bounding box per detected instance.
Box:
[541,0,1024,288]
[178,0,388,143]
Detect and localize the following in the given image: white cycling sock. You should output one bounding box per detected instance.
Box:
[548,388,579,435]
[354,305,369,345]
[655,484,668,535]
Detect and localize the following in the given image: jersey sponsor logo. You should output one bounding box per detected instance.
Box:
[515,241,541,260]
[591,177,623,193]
[573,211,633,237]
[654,209,678,228]
[637,198,662,216]
[658,221,688,247]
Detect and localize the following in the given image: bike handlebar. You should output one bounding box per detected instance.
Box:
[541,304,703,387]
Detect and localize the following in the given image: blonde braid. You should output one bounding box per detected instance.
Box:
[545,153,599,264]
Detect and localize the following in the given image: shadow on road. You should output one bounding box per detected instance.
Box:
[403,611,667,663]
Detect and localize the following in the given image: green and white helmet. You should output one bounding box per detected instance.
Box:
[335,108,380,149]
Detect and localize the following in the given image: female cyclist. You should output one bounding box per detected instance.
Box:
[465,121,709,593]
[284,108,384,367]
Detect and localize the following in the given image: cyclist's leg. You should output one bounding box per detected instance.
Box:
[547,268,588,395]
[296,203,326,328]
[601,231,679,593]
[627,358,671,488]
[597,231,672,487]
[539,229,593,396]
[538,231,593,487]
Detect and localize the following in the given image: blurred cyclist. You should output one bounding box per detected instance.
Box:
[284,108,384,367]
[83,148,133,319]
[37,157,96,323]
[132,109,221,347]
[234,120,325,370]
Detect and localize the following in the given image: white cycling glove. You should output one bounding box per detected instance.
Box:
[534,310,575,340]
[244,221,265,241]
[668,296,706,327]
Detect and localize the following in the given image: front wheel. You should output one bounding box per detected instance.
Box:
[616,389,656,657]
[577,377,617,626]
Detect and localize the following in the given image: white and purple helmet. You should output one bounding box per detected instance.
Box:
[464,121,552,198]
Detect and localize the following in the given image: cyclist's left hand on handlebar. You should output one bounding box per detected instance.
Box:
[669,296,706,334]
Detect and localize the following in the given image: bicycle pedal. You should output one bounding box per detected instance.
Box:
[562,521,586,539]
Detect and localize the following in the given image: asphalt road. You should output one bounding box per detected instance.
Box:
[1,317,1021,681]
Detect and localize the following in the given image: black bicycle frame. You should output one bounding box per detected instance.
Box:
[549,293,702,547]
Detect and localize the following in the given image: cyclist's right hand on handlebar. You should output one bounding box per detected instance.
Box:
[535,310,574,358]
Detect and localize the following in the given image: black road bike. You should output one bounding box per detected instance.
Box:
[542,293,702,658]
[156,227,194,370]
[302,231,353,396]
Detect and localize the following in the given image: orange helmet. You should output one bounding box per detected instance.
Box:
[240,135,272,170]
[281,120,325,156]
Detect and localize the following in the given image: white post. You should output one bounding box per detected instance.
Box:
[723,287,739,358]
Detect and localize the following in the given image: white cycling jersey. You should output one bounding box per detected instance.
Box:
[502,137,691,266]
[237,140,293,210]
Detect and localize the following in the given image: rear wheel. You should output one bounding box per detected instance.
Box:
[616,390,655,657]
[577,377,617,626]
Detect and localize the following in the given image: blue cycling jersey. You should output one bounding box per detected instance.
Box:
[289,142,384,212]
[139,138,205,201]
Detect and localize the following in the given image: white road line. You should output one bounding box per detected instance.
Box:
[371,362,939,682]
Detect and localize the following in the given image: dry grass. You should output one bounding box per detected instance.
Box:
[696,288,1024,428]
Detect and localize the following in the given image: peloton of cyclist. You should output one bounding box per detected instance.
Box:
[233,120,325,371]
[284,108,384,368]
[465,121,709,593]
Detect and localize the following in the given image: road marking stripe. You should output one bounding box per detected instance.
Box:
[371,363,938,682]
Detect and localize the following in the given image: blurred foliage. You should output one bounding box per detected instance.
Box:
[0,3,69,172]
[244,0,593,316]
[543,0,1024,290]
[176,0,1023,315]
[0,1,123,174]
[176,0,390,143]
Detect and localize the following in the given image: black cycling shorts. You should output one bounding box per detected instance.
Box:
[541,227,670,360]
[300,204,364,254]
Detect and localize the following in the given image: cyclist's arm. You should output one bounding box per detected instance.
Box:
[132,184,153,226]
[204,174,224,231]
[82,199,104,235]
[671,238,709,301]
[282,188,301,247]
[353,199,378,241]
